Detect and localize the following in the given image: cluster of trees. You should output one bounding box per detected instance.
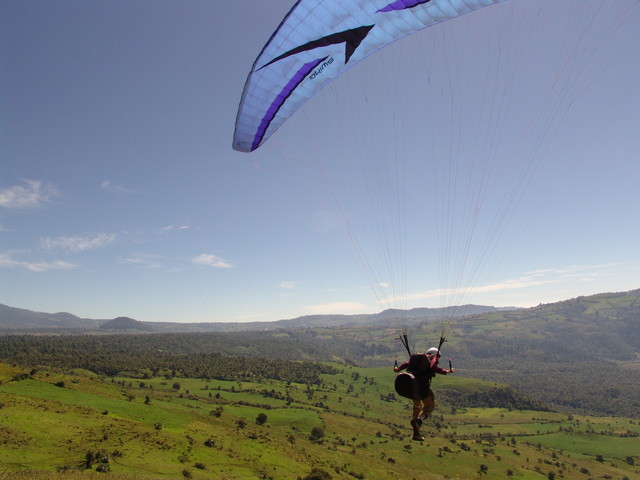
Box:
[0,334,337,384]
[454,338,640,417]
[0,330,334,360]
[437,385,552,412]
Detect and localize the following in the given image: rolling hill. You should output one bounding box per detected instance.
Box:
[0,302,514,333]
[0,304,104,331]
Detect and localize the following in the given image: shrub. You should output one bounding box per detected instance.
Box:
[301,467,333,480]
[309,426,325,442]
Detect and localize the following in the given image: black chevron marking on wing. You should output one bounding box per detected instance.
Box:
[259,24,375,70]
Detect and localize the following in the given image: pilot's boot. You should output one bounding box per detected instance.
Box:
[410,418,424,441]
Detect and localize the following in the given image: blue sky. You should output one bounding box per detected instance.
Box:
[1,0,639,323]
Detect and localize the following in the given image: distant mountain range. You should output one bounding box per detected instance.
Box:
[0,302,516,333]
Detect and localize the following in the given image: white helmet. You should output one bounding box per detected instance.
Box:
[426,347,440,356]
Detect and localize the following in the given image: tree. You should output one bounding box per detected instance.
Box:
[256,412,267,425]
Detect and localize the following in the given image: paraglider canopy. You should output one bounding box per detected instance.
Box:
[232,0,504,152]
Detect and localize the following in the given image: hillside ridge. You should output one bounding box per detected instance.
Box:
[0,301,518,333]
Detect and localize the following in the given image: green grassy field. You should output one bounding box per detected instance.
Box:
[1,362,639,480]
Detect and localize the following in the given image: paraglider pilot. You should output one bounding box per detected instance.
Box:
[394,347,454,441]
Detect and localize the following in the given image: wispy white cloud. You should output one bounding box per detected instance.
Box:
[101,180,136,194]
[525,263,625,280]
[380,263,627,305]
[161,225,190,233]
[0,253,76,272]
[119,253,164,269]
[278,281,298,290]
[41,233,116,252]
[0,180,59,210]
[192,253,234,269]
[304,301,368,315]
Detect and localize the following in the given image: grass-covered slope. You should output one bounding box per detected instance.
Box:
[1,362,639,480]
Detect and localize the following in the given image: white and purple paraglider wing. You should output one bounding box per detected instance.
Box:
[232,0,504,152]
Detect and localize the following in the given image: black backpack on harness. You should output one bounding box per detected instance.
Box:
[394,353,434,400]
[394,371,417,400]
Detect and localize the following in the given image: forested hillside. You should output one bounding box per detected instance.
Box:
[1,290,638,417]
[396,290,640,417]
